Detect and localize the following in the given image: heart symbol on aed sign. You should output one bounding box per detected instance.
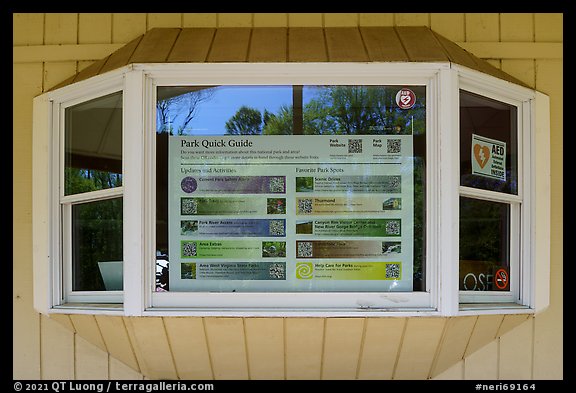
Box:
[473,144,490,168]
[401,95,412,106]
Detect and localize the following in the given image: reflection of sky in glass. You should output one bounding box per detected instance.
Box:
[160,85,425,136]
[186,86,292,135]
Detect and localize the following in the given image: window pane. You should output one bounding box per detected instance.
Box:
[65,92,123,195]
[460,90,518,195]
[156,85,426,293]
[459,197,510,292]
[71,198,123,291]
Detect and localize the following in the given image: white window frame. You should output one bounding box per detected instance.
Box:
[455,68,534,309]
[142,63,440,315]
[30,62,549,317]
[57,87,125,304]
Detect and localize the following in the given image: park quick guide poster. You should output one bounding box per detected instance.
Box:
[168,134,414,292]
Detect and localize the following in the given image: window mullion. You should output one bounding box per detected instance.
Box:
[123,69,146,316]
[437,68,460,316]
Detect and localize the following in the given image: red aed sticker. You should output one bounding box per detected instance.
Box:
[396,88,416,109]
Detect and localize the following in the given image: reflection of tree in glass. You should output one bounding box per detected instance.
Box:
[73,198,123,291]
[65,168,122,196]
[157,88,216,135]
[225,106,265,135]
[225,86,425,136]
[459,198,508,263]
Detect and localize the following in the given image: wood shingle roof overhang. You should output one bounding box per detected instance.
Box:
[49,26,529,91]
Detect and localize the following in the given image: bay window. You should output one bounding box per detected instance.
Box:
[32,62,549,316]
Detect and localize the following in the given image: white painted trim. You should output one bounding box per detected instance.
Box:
[60,187,124,204]
[43,66,127,103]
[123,70,146,316]
[136,62,447,86]
[532,92,551,313]
[437,67,460,316]
[425,70,440,311]
[150,291,433,310]
[454,63,535,101]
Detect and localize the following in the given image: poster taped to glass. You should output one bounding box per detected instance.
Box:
[167,134,415,293]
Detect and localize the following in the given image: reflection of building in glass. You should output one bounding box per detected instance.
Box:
[155,253,169,291]
[383,198,402,210]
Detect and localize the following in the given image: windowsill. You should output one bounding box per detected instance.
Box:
[44,302,535,317]
[51,303,124,315]
[458,302,533,316]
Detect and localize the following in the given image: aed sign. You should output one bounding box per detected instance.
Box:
[471,134,506,181]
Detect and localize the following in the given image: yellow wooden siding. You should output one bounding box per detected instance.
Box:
[253,13,288,28]
[95,315,140,372]
[356,317,406,379]
[394,317,446,379]
[464,340,499,380]
[432,316,477,377]
[203,318,249,379]
[244,318,285,379]
[464,314,504,357]
[532,57,563,381]
[40,316,75,379]
[13,13,563,380]
[13,60,43,380]
[284,318,324,379]
[127,317,178,379]
[321,318,365,379]
[465,13,500,42]
[163,317,213,379]
[75,335,109,379]
[499,319,534,379]
[69,314,106,352]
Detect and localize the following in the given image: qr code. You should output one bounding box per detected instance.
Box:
[386,220,401,236]
[348,139,363,153]
[385,263,401,279]
[389,176,401,192]
[269,263,285,279]
[182,241,197,257]
[268,177,286,193]
[387,139,401,154]
[181,198,197,215]
[382,175,401,193]
[298,199,313,214]
[297,241,313,258]
[268,220,286,236]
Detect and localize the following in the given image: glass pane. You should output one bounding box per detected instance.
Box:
[156,85,426,293]
[65,91,123,195]
[71,198,123,291]
[460,90,518,195]
[459,197,510,292]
